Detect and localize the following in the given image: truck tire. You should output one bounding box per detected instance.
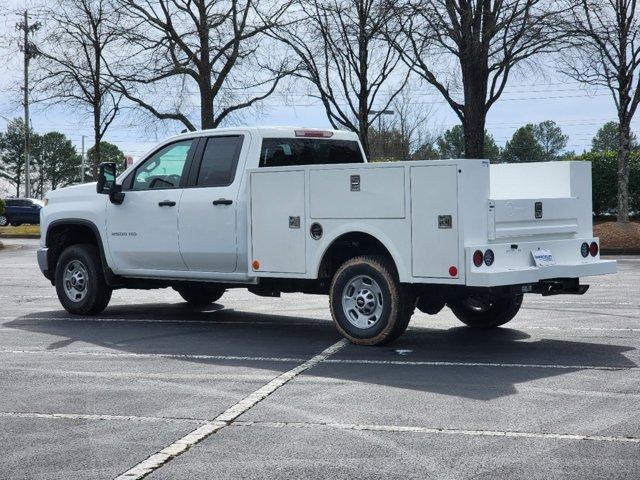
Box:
[175,285,225,306]
[55,244,112,315]
[329,255,415,346]
[0,215,8,226]
[448,293,523,328]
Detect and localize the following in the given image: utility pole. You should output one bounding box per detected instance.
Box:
[81,135,85,183]
[17,10,40,199]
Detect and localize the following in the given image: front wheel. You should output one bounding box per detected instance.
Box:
[0,215,8,226]
[329,255,415,346]
[175,285,225,306]
[55,244,112,315]
[448,293,523,328]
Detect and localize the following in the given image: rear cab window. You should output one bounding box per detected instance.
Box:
[259,138,365,167]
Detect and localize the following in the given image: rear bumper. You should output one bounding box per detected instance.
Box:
[464,238,617,287]
[466,260,617,287]
[37,247,50,280]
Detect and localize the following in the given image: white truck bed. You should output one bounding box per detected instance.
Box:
[247,159,616,287]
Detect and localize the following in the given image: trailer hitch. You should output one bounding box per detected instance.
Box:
[535,278,589,296]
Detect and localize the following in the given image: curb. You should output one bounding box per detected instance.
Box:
[0,235,40,239]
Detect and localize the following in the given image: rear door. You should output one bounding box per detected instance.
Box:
[178,134,247,273]
[410,165,460,278]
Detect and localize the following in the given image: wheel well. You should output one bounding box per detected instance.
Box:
[318,232,396,280]
[46,222,101,280]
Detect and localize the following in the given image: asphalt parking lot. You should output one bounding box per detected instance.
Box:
[1,238,639,479]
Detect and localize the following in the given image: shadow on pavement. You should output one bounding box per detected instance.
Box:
[7,300,637,401]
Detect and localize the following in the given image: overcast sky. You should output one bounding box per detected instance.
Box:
[0,0,635,162]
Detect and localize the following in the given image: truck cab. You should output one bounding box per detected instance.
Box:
[38,126,616,345]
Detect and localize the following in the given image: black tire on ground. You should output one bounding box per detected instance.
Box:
[175,285,225,306]
[0,215,8,226]
[329,255,415,346]
[10,222,21,227]
[448,293,523,328]
[55,244,112,315]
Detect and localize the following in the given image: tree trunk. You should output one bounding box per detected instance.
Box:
[92,100,101,179]
[201,86,214,130]
[617,118,631,223]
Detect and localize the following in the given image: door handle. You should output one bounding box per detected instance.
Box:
[158,200,176,207]
[212,199,233,206]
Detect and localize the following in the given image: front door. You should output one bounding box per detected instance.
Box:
[178,135,246,273]
[106,139,196,272]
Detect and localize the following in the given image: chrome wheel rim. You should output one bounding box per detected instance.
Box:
[0,215,7,226]
[341,275,384,329]
[63,260,88,302]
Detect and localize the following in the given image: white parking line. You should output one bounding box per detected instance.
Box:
[324,358,637,371]
[0,411,203,424]
[114,339,348,480]
[232,420,640,444]
[0,349,636,371]
[0,349,305,363]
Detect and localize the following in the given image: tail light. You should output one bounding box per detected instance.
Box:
[473,250,484,267]
[580,242,589,258]
[484,249,495,266]
[295,129,333,138]
[589,241,599,257]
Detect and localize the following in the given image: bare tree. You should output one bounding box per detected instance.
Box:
[274,0,410,156]
[389,0,568,159]
[563,0,640,223]
[110,0,294,131]
[36,0,122,178]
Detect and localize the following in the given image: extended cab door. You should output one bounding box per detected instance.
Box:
[178,134,247,273]
[106,139,197,272]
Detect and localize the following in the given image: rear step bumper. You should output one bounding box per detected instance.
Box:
[466,259,617,287]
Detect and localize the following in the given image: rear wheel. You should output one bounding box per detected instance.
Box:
[10,222,21,227]
[55,244,112,315]
[175,285,225,306]
[0,215,8,226]
[448,293,523,328]
[329,255,415,346]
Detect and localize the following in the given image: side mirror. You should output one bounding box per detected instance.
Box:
[97,162,125,205]
[97,162,116,194]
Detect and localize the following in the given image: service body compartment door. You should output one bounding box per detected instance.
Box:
[411,165,459,278]
[250,170,306,274]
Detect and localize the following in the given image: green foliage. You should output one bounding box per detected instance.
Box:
[0,197,5,215]
[86,141,125,178]
[436,125,500,162]
[534,120,568,161]
[33,132,81,194]
[501,124,545,163]
[591,122,638,152]
[0,118,32,197]
[411,141,439,160]
[368,128,411,162]
[570,151,640,216]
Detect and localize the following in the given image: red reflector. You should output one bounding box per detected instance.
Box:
[473,250,484,267]
[294,129,334,138]
[449,266,458,277]
[589,242,599,257]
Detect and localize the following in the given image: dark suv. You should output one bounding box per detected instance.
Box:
[0,198,43,226]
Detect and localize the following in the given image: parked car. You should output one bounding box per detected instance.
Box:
[37,126,616,345]
[0,198,43,226]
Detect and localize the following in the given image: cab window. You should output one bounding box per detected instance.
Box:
[196,136,243,187]
[259,138,364,167]
[131,140,195,190]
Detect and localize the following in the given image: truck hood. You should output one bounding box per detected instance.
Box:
[47,182,98,203]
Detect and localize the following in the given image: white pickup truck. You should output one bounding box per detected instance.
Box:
[38,126,616,345]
